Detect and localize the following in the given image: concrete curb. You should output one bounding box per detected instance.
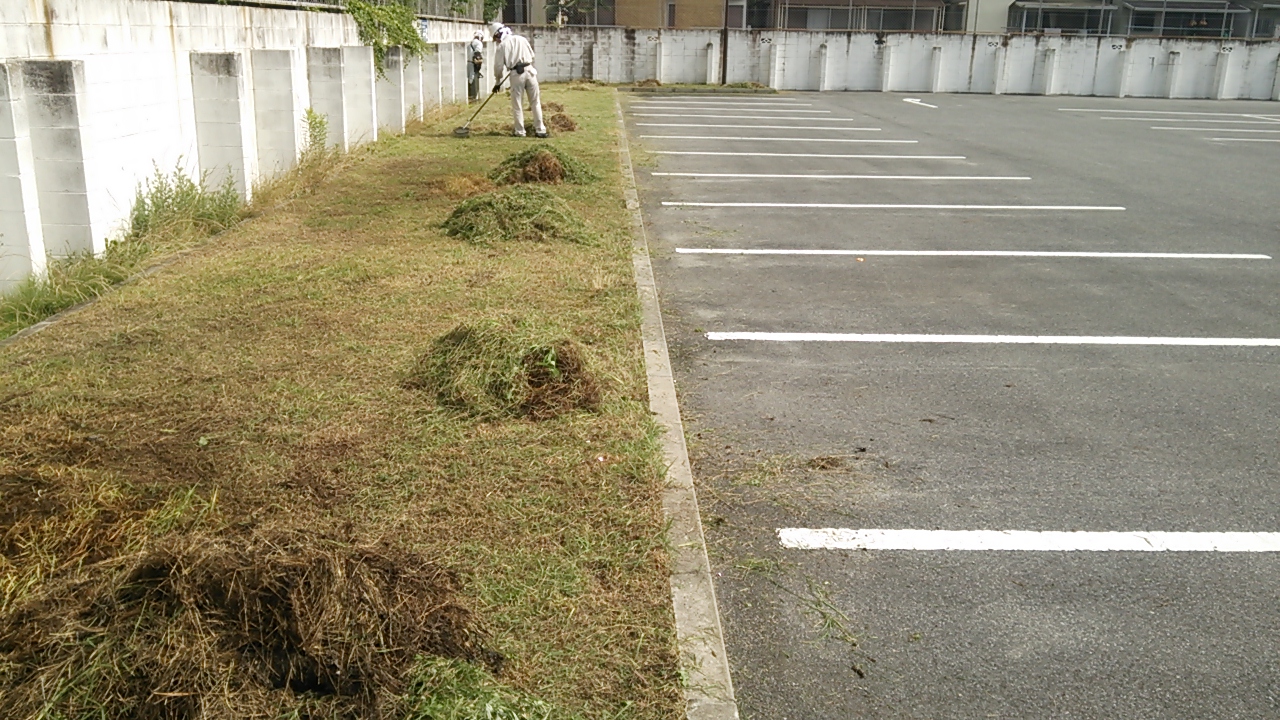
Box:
[615,92,740,720]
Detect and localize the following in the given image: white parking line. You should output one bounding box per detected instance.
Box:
[778,528,1280,552]
[1099,117,1280,124]
[636,123,883,131]
[641,136,918,143]
[654,173,1029,180]
[632,107,833,113]
[651,151,967,159]
[706,333,1280,346]
[664,202,1124,210]
[1059,108,1274,118]
[675,249,1271,259]
[629,100,810,106]
[1211,138,1280,143]
[632,114,854,121]
[1152,127,1280,133]
[904,98,939,109]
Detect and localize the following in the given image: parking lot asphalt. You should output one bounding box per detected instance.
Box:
[623,91,1280,719]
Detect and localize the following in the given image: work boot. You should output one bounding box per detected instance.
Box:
[534,130,549,138]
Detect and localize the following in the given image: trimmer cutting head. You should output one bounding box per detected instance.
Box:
[453,126,471,138]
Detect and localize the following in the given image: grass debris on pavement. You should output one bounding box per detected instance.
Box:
[0,84,681,719]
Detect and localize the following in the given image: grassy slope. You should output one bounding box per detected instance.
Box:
[0,86,681,718]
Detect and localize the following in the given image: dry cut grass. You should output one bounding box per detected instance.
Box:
[0,88,681,719]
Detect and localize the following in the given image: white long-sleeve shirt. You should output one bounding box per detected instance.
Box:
[494,34,535,73]
[468,38,483,58]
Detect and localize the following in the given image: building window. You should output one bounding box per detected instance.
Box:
[727,1,746,27]
[667,2,677,26]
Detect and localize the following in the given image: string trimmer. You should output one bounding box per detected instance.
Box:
[453,71,510,138]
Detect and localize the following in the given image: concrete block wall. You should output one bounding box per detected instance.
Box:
[0,0,483,293]
[525,27,1280,101]
[0,63,47,289]
[191,52,256,199]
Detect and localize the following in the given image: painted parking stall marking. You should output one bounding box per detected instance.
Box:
[1152,127,1280,133]
[676,249,1271,259]
[664,202,1124,210]
[636,123,883,131]
[1061,106,1280,141]
[632,114,858,120]
[651,151,967,159]
[706,332,1280,346]
[778,529,1280,552]
[641,136,919,144]
[655,173,1029,181]
[631,106,835,113]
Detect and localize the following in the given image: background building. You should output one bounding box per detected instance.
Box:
[504,0,1280,34]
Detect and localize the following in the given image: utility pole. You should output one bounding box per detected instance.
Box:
[720,0,730,85]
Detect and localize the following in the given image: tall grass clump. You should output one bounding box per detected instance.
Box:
[0,167,242,340]
[249,109,344,210]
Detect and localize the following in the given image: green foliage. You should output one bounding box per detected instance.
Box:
[404,657,566,719]
[127,166,241,242]
[1,167,242,340]
[442,186,593,245]
[481,0,504,21]
[304,107,329,156]
[345,0,429,77]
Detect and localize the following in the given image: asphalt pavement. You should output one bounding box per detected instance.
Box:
[623,91,1280,719]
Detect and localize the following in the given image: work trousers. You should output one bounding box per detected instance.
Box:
[509,67,545,137]
[467,61,482,101]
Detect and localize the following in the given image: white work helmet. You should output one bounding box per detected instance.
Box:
[495,26,512,41]
[489,21,505,35]
[474,30,484,40]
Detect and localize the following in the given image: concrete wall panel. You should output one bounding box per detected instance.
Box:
[376,47,406,133]
[0,63,48,293]
[342,46,377,145]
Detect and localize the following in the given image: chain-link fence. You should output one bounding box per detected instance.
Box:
[158,0,484,22]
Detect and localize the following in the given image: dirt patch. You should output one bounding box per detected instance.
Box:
[426,173,497,199]
[542,101,565,113]
[489,145,595,185]
[441,185,593,245]
[0,529,494,720]
[547,113,578,132]
[635,78,662,87]
[406,321,601,420]
[806,455,845,471]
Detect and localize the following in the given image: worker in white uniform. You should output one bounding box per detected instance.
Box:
[466,31,484,102]
[490,23,548,138]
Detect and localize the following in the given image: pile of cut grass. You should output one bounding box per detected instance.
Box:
[490,145,595,185]
[407,320,601,421]
[0,529,494,720]
[547,113,578,132]
[442,185,593,244]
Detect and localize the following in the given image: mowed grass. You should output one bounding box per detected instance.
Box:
[0,87,681,718]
